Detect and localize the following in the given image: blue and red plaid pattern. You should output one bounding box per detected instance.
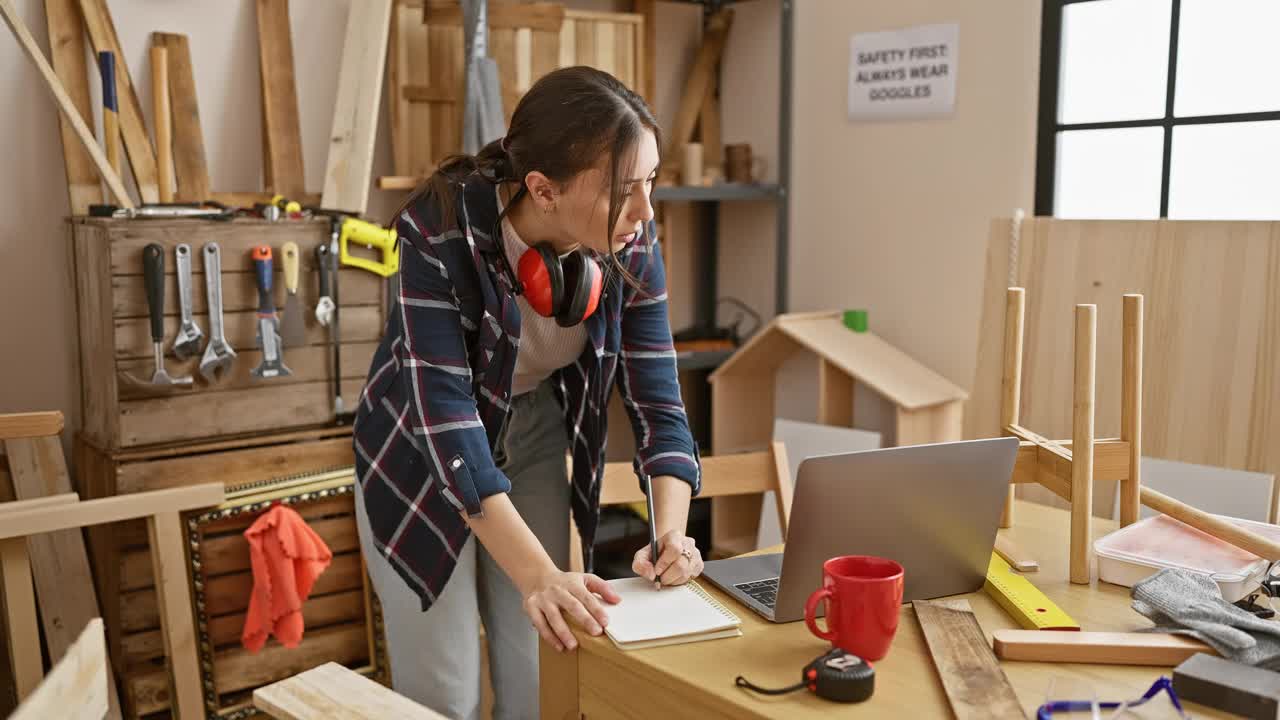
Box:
[353,179,701,611]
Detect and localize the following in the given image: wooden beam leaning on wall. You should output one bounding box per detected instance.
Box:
[662,8,733,183]
[152,33,211,202]
[77,0,160,203]
[257,0,307,199]
[44,0,102,214]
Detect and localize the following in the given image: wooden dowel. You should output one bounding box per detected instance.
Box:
[150,46,173,203]
[1070,304,1096,585]
[1120,294,1143,527]
[1142,486,1280,560]
[1000,287,1026,528]
[993,630,1213,666]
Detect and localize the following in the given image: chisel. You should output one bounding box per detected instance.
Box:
[280,241,305,347]
[251,246,292,379]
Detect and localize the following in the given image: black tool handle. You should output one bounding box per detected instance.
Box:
[143,243,165,343]
[316,243,331,297]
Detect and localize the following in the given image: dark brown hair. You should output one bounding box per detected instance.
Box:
[396,66,661,290]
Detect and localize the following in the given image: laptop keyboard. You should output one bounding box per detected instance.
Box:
[734,577,780,608]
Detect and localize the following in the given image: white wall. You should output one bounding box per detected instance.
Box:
[788,1,1042,395]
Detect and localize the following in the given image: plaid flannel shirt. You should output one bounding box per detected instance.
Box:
[353,179,702,611]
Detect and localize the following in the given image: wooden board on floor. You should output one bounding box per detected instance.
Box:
[256,0,306,198]
[3,437,123,719]
[77,0,159,203]
[254,662,446,720]
[321,0,393,214]
[9,619,108,720]
[913,599,1023,720]
[152,33,210,202]
[44,0,101,214]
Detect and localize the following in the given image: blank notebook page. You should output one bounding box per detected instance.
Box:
[604,577,741,644]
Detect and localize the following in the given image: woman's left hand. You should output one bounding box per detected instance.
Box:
[632,530,704,586]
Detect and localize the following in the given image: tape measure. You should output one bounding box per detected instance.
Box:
[984,553,1080,631]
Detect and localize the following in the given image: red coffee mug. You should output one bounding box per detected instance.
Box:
[804,555,905,662]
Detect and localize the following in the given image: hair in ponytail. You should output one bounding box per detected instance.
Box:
[393,66,661,292]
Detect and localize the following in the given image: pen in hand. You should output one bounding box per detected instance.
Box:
[643,472,660,590]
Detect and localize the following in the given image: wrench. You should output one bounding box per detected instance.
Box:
[199,243,236,382]
[171,243,204,359]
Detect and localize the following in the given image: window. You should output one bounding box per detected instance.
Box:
[1036,0,1280,219]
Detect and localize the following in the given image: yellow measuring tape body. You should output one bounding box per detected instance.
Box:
[984,553,1080,631]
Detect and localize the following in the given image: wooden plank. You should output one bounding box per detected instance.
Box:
[115,304,382,359]
[1007,423,1072,463]
[993,630,1212,666]
[0,493,78,513]
[404,3,436,177]
[913,599,1023,720]
[207,190,320,208]
[110,424,350,464]
[634,0,655,101]
[663,9,732,180]
[117,379,365,448]
[112,266,382,318]
[558,16,575,68]
[0,537,41,702]
[3,437,122,718]
[1071,304,1096,584]
[601,450,774,505]
[9,619,107,720]
[76,0,159,203]
[0,412,63,440]
[0,0,130,207]
[257,0,306,198]
[423,1,565,32]
[490,27,519,126]
[993,534,1037,573]
[254,661,445,720]
[44,0,102,214]
[104,219,331,273]
[697,64,719,171]
[425,23,462,165]
[816,359,852,427]
[0,483,223,540]
[594,20,615,77]
[1120,294,1143,526]
[118,343,376,401]
[770,441,792,539]
[388,1,409,176]
[148,511,203,720]
[216,622,368,697]
[321,0,393,214]
[1000,287,1026,527]
[515,28,532,93]
[150,45,173,203]
[153,33,210,203]
[530,27,560,84]
[116,437,353,495]
[573,18,595,70]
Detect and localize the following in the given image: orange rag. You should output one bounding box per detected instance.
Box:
[241,504,333,653]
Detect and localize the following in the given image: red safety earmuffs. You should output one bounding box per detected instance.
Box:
[516,245,603,327]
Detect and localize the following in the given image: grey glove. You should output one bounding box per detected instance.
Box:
[1131,568,1280,669]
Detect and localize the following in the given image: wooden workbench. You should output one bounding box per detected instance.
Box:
[540,500,1241,718]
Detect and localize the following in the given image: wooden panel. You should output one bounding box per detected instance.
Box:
[0,537,41,702]
[117,437,353,495]
[148,510,203,719]
[77,0,159,203]
[615,21,635,93]
[423,1,565,32]
[114,304,381,359]
[664,9,732,179]
[113,268,381,318]
[253,661,444,720]
[0,483,222,541]
[117,378,365,448]
[539,639,578,720]
[44,0,102,215]
[256,0,306,198]
[118,343,376,401]
[816,359,853,427]
[490,27,520,126]
[103,219,331,274]
[895,401,964,447]
[530,27,560,83]
[913,599,1023,720]
[971,219,1280,517]
[574,19,596,69]
[4,437,122,718]
[634,0,655,101]
[72,185,120,451]
[321,0,393,214]
[0,412,63,440]
[152,33,210,203]
[9,619,107,720]
[594,21,615,77]
[426,23,463,166]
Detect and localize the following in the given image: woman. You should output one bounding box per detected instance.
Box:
[352,66,704,720]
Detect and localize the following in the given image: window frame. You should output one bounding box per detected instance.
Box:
[1035,0,1280,218]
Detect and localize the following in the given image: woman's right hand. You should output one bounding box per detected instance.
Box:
[522,570,621,653]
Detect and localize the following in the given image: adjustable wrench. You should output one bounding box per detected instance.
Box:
[171,243,204,359]
[199,243,236,382]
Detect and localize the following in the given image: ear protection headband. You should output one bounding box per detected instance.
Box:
[517,244,603,327]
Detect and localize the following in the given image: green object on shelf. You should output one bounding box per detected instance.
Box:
[843,309,868,333]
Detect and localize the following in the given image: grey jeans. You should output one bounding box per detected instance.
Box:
[354,380,571,720]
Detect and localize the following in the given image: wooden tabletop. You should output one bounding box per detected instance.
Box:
[543,500,1240,719]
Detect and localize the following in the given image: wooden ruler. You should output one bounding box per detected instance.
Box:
[914,599,1025,720]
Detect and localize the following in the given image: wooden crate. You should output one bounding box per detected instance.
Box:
[74,427,376,718]
[389,1,645,177]
[70,217,386,451]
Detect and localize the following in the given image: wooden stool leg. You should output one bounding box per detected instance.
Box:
[1000,287,1026,529]
[0,537,43,701]
[1070,305,1097,585]
[147,511,203,718]
[1120,294,1143,527]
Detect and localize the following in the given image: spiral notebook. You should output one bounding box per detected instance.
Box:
[603,578,743,650]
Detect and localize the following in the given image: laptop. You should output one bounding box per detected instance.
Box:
[701,437,1019,622]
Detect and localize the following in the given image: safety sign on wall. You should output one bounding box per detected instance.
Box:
[848,22,959,121]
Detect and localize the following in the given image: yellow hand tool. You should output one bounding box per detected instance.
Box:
[984,552,1080,631]
[339,217,399,277]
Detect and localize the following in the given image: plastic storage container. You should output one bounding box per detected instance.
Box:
[1094,514,1280,602]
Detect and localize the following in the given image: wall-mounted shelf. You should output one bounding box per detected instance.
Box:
[652,183,779,202]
